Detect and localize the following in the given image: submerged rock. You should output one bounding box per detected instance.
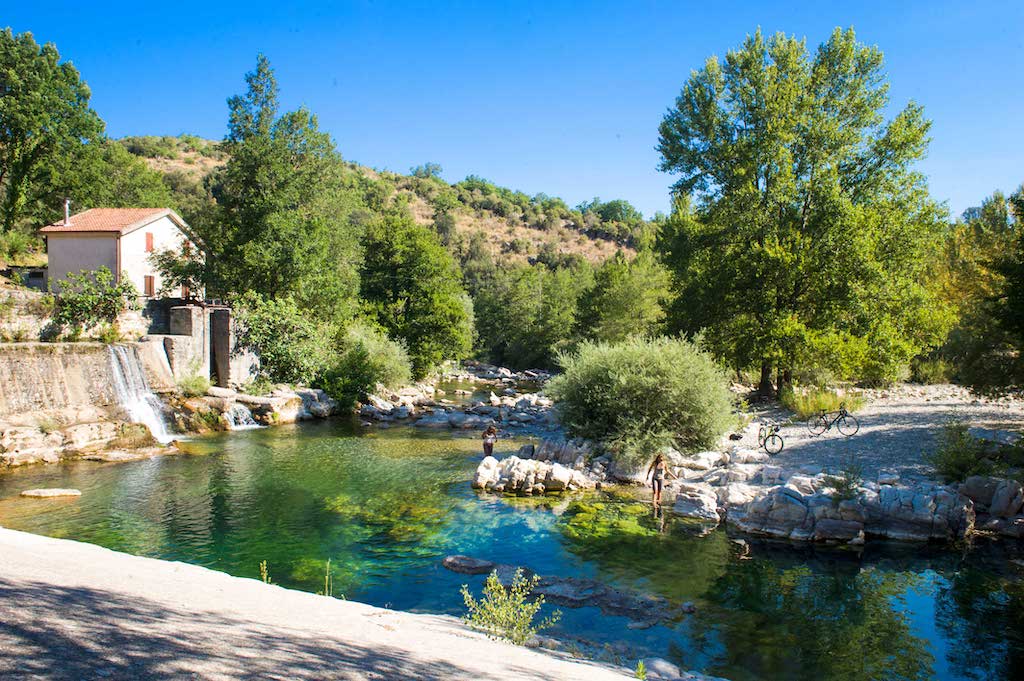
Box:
[20,488,81,498]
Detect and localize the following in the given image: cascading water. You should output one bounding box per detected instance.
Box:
[224,403,263,430]
[108,345,175,444]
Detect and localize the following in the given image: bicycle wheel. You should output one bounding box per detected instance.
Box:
[764,433,784,455]
[837,414,859,436]
[807,415,827,436]
[758,425,767,446]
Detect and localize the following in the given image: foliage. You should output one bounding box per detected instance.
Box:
[51,267,137,338]
[0,29,104,232]
[359,213,473,377]
[547,337,735,463]
[94,322,124,344]
[927,421,993,483]
[460,568,561,646]
[634,660,647,680]
[66,140,174,211]
[822,459,864,505]
[657,28,952,393]
[780,387,864,419]
[149,244,205,300]
[321,321,412,406]
[178,371,211,398]
[576,251,671,344]
[473,260,592,369]
[911,357,953,385]
[234,292,333,385]
[0,228,44,266]
[194,56,364,323]
[259,560,272,584]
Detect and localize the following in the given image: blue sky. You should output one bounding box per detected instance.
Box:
[7,1,1022,218]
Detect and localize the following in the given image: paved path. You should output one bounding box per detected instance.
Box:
[0,528,632,681]
[747,384,1024,482]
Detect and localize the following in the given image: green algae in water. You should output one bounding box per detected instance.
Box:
[1,421,1024,680]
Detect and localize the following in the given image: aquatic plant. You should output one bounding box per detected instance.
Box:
[460,568,561,645]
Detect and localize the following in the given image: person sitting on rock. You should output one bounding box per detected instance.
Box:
[481,425,498,457]
[646,453,677,506]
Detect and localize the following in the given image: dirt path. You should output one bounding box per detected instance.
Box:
[0,528,633,681]
[745,384,1024,483]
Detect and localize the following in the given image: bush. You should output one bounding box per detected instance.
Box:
[110,423,156,449]
[460,568,561,645]
[911,357,953,385]
[52,267,137,338]
[780,387,865,419]
[234,293,333,385]
[178,372,211,398]
[822,459,864,505]
[321,322,412,405]
[927,421,993,482]
[546,337,735,465]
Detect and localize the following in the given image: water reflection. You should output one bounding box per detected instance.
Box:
[0,422,1022,680]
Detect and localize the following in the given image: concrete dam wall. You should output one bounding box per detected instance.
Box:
[0,343,121,417]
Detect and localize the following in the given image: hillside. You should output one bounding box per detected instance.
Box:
[118,135,641,265]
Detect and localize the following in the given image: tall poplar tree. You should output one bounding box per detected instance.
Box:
[658,28,951,391]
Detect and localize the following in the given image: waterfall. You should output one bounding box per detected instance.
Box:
[224,403,263,430]
[109,345,174,444]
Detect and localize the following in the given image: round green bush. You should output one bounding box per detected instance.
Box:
[546,337,735,464]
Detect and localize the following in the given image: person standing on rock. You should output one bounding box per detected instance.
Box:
[646,453,677,507]
[481,425,498,457]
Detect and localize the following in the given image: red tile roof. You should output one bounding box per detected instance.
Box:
[40,208,185,234]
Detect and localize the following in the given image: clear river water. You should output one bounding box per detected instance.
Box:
[0,419,1022,681]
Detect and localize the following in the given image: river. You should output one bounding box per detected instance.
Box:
[0,419,1021,680]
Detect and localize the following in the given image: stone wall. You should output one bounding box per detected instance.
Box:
[0,343,120,416]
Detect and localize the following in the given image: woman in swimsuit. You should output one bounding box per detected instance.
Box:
[646,453,677,506]
[481,425,498,457]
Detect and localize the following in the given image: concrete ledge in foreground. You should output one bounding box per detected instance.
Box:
[0,528,632,680]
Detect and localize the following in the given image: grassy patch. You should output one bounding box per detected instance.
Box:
[110,423,156,449]
[781,387,865,419]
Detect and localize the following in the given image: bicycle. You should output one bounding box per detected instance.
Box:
[757,422,784,454]
[806,402,859,437]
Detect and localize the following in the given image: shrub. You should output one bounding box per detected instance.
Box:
[546,337,735,465]
[321,322,412,405]
[52,267,137,339]
[94,322,124,344]
[780,387,865,419]
[234,292,334,385]
[911,358,953,385]
[460,568,561,645]
[178,372,211,398]
[110,423,156,449]
[927,421,993,482]
[822,459,864,505]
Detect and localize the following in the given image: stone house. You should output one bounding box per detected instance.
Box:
[41,207,198,298]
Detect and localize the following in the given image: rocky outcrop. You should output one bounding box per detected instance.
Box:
[472,449,598,495]
[959,475,1024,538]
[442,555,684,626]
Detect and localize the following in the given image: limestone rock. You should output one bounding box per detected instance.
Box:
[442,555,495,574]
[988,479,1024,518]
[673,482,721,522]
[20,488,81,498]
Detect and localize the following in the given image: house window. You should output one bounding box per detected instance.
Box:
[144,275,155,297]
[181,285,191,300]
[145,233,154,252]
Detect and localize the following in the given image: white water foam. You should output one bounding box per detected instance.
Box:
[109,345,175,444]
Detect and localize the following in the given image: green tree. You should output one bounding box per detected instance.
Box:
[576,251,671,343]
[359,214,473,377]
[657,27,951,392]
[0,29,104,231]
[200,55,363,322]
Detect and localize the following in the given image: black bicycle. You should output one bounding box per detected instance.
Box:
[806,402,859,437]
[757,422,784,454]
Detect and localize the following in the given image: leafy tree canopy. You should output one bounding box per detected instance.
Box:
[658,27,951,390]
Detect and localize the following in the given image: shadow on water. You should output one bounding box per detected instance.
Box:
[1,421,1023,680]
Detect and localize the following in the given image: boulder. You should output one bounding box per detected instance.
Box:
[442,555,495,574]
[609,459,648,484]
[545,463,573,491]
[20,488,81,498]
[988,479,1024,518]
[206,386,237,399]
[960,476,1002,508]
[673,482,721,522]
[814,518,864,541]
[643,658,681,680]
[731,448,769,465]
[472,456,500,489]
[680,450,723,471]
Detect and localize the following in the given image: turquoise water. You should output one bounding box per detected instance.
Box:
[0,419,1022,680]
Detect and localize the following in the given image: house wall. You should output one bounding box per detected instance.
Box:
[46,234,118,292]
[119,215,188,297]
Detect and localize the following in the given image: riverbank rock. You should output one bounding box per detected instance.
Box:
[471,441,601,495]
[20,488,81,498]
[673,483,721,522]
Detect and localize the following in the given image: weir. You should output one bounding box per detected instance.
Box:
[108,345,174,444]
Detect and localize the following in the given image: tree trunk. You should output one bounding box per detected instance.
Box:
[758,363,774,396]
